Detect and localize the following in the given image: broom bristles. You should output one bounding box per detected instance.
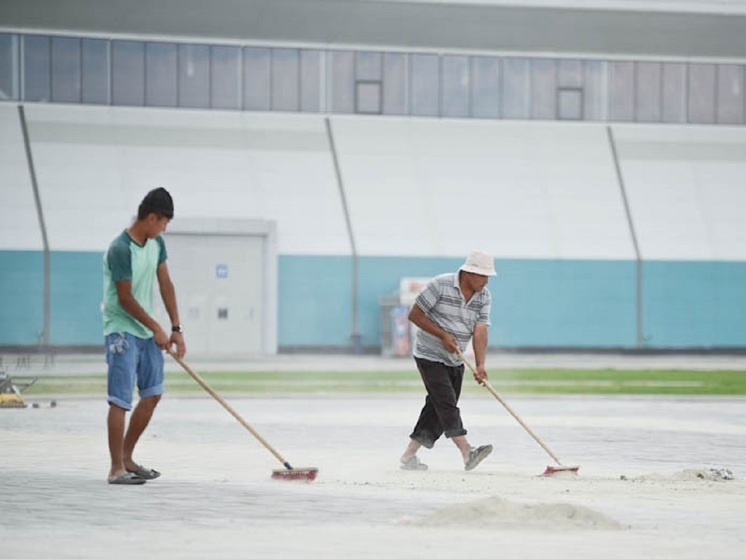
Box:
[542,465,580,476]
[271,467,319,482]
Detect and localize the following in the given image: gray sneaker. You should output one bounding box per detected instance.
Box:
[400,456,428,471]
[464,445,493,471]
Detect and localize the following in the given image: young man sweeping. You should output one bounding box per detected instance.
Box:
[400,250,496,472]
[102,187,186,485]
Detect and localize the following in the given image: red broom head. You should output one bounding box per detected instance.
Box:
[271,467,319,482]
[542,465,580,476]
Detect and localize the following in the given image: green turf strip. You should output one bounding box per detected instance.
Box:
[20,368,746,396]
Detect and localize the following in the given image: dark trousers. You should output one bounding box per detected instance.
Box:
[409,357,467,448]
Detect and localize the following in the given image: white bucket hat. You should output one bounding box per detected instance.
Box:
[459,250,496,276]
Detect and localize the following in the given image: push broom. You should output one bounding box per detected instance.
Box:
[168,350,318,482]
[457,350,579,476]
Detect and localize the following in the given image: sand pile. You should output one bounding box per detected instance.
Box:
[620,468,735,482]
[404,496,625,531]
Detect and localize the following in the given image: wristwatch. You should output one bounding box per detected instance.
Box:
[171,325,184,333]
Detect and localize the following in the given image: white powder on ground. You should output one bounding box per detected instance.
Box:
[403,495,626,531]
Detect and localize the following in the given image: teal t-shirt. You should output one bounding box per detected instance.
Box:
[102,230,168,338]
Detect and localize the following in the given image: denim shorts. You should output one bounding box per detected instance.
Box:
[105,332,165,411]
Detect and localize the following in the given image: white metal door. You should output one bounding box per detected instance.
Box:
[154,233,264,355]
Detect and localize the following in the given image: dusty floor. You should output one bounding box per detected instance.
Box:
[2,390,745,558]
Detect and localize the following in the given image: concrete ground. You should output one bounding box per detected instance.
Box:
[3,384,746,558]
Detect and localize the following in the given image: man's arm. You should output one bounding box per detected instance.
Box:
[115,280,169,349]
[471,322,489,384]
[409,303,458,353]
[157,261,186,358]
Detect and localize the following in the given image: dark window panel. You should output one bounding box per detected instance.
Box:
[271,48,299,112]
[662,62,686,123]
[688,63,716,124]
[0,33,19,100]
[502,57,530,119]
[410,53,439,117]
[146,42,177,107]
[112,40,145,106]
[471,56,500,118]
[717,64,744,125]
[23,35,51,102]
[584,60,607,121]
[636,62,661,122]
[558,59,582,88]
[531,58,555,120]
[356,51,382,81]
[51,36,81,102]
[329,50,354,113]
[383,52,407,115]
[441,55,469,118]
[356,80,382,114]
[609,61,634,121]
[557,87,583,120]
[179,44,209,108]
[243,47,270,111]
[210,45,241,110]
[300,49,322,112]
[82,39,108,104]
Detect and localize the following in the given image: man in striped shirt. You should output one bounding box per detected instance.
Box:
[400,250,495,472]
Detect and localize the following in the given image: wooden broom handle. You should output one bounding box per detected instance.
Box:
[167,350,291,468]
[457,349,562,465]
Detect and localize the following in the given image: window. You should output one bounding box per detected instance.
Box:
[471,56,500,118]
[51,36,80,103]
[300,49,322,112]
[410,54,438,117]
[356,81,381,114]
[210,46,241,110]
[717,64,744,125]
[23,35,51,102]
[609,61,634,121]
[636,62,661,122]
[243,47,270,111]
[502,57,530,119]
[688,63,716,124]
[355,51,382,115]
[0,34,19,100]
[584,60,607,121]
[146,42,177,107]
[383,52,407,115]
[441,55,469,117]
[112,40,145,106]
[82,39,108,104]
[557,88,583,120]
[531,58,555,120]
[662,63,686,123]
[329,50,354,113]
[179,44,209,108]
[271,48,299,111]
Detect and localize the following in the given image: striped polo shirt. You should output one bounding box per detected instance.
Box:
[412,272,492,366]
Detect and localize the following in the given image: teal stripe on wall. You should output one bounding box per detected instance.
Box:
[280,255,637,349]
[0,251,44,344]
[278,255,353,346]
[5,251,746,350]
[50,251,104,345]
[643,261,746,347]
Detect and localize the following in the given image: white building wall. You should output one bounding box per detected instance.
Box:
[334,116,635,259]
[616,125,746,260]
[20,103,348,254]
[4,102,746,262]
[0,105,43,250]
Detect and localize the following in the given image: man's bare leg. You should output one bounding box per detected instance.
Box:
[451,435,472,461]
[107,404,128,481]
[400,438,422,464]
[122,395,161,471]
